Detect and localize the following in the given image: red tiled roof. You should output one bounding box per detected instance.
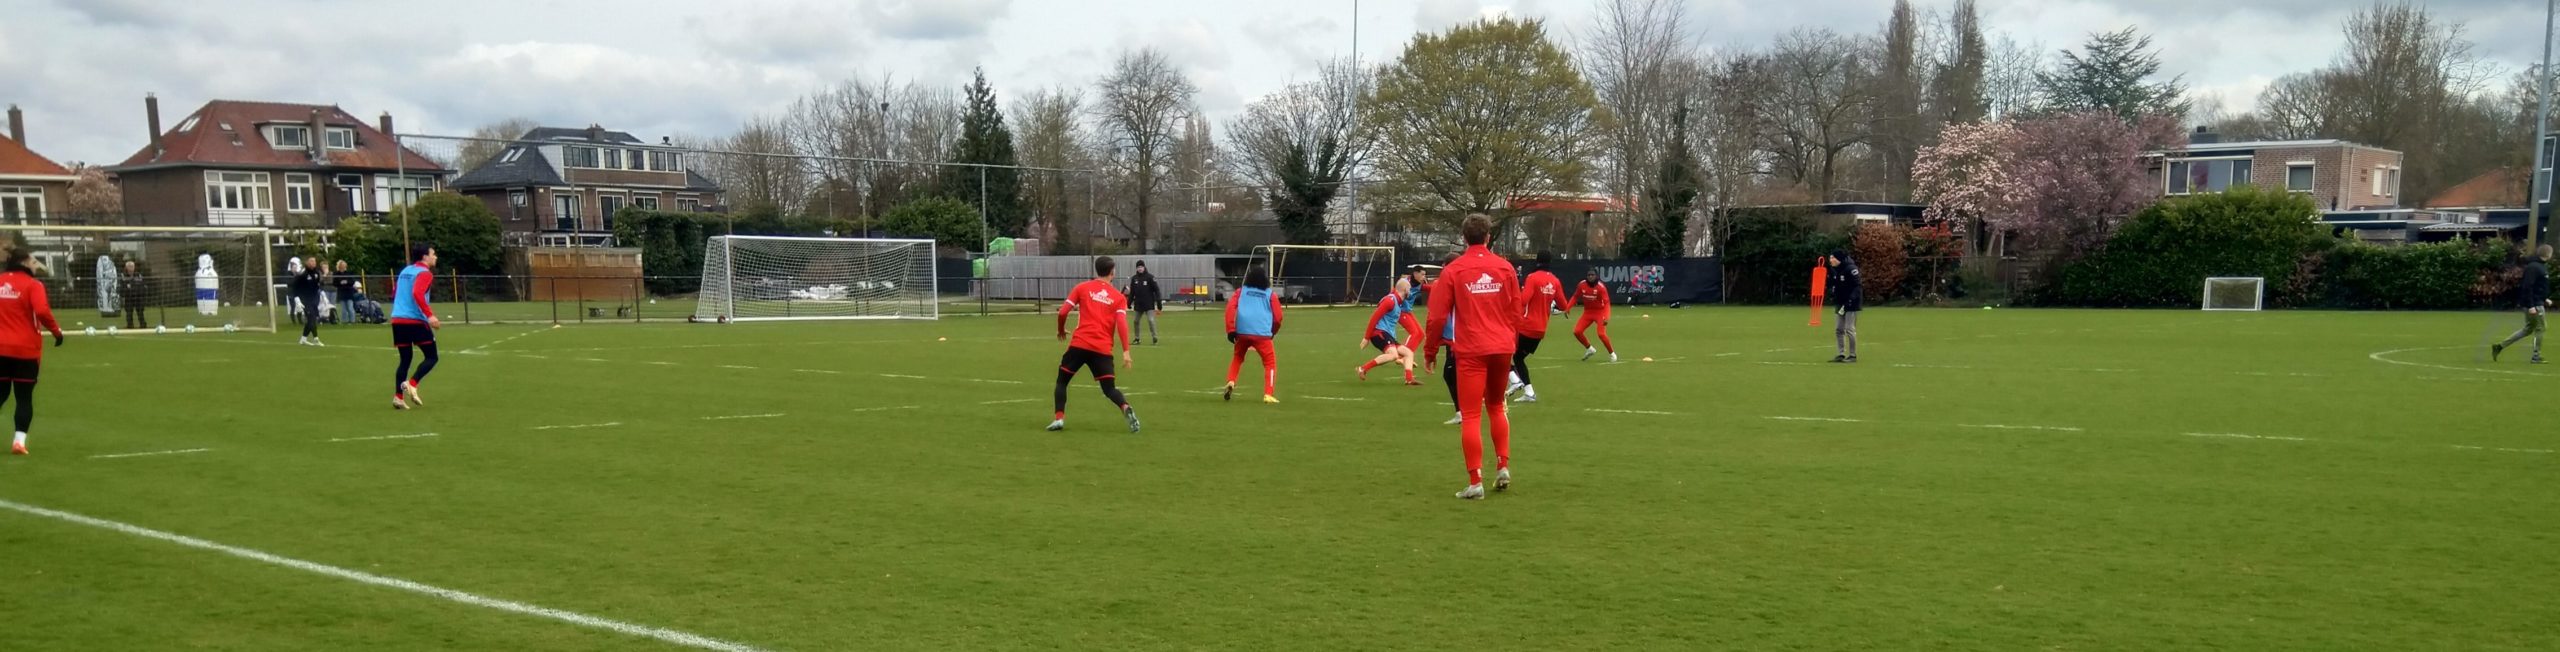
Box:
[2422,167,2530,209]
[110,100,449,173]
[0,135,73,178]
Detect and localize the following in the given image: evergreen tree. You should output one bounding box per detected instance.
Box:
[1626,106,1700,260]
[944,67,1027,240]
[2037,28,2188,121]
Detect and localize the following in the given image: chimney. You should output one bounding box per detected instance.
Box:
[378,112,394,139]
[145,93,163,158]
[2189,125,2221,146]
[5,104,21,145]
[308,108,326,161]
[587,124,604,143]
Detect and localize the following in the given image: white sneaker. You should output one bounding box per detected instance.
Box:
[1443,412,1463,426]
[1045,419,1065,432]
[1581,347,1596,361]
[298,336,311,346]
[312,339,325,347]
[1609,352,1619,363]
[392,396,409,410]
[1494,468,1511,492]
[1513,393,1537,404]
[1123,407,1142,433]
[402,382,423,406]
[1455,483,1485,500]
[1505,381,1525,398]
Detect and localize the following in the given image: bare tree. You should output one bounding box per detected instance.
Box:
[1692,53,1774,255]
[1754,28,1878,201]
[1929,0,1989,125]
[1094,48,1199,253]
[1581,0,1695,208]
[455,117,541,171]
[714,115,809,214]
[1012,86,1090,251]
[1874,0,1925,201]
[1169,109,1218,212]
[1229,59,1372,244]
[1984,35,2046,119]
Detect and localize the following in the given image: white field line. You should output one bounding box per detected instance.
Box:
[977,398,1041,405]
[1301,395,1367,402]
[699,413,786,421]
[848,405,921,413]
[88,448,214,459]
[2369,347,2557,377]
[1764,416,1864,423]
[188,358,236,364]
[642,361,679,366]
[460,327,551,354]
[0,499,772,652]
[1713,352,1741,357]
[1960,424,2085,433]
[963,378,1026,385]
[878,373,929,380]
[1586,408,1679,415]
[2417,376,2531,383]
[1754,361,1823,367]
[328,433,440,443]
[2183,432,2312,442]
[2451,445,2555,454]
[719,365,760,370]
[790,369,843,375]
[531,422,623,431]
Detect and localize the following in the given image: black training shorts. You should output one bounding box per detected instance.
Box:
[1515,334,1543,355]
[1058,347,1116,380]
[1367,332,1399,351]
[0,356,39,384]
[393,323,435,347]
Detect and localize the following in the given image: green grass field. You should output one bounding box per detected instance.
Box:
[2,306,2553,650]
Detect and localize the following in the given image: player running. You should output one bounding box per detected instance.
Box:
[1223,265,1285,403]
[1508,252,1566,402]
[389,244,441,410]
[1568,269,1616,363]
[0,248,64,455]
[2491,244,2550,363]
[1050,256,1140,432]
[1421,214,1522,500]
[1357,277,1424,385]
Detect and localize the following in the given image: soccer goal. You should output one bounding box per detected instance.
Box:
[2202,277,2265,311]
[694,235,939,322]
[0,224,279,333]
[1254,244,1397,305]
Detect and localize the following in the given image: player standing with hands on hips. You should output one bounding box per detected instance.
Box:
[390,244,441,409]
[1827,249,1864,363]
[1050,256,1140,432]
[0,248,65,456]
[1422,214,1522,500]
[2491,244,2550,364]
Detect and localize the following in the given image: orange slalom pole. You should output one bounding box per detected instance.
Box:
[1809,263,1828,327]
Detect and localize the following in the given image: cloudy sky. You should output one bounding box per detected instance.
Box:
[0,0,2545,166]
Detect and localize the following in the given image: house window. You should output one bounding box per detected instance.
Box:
[325,128,356,150]
[499,148,525,164]
[2371,166,2400,198]
[633,195,659,211]
[335,174,366,212]
[676,197,702,212]
[285,173,315,213]
[0,187,42,224]
[2167,159,2251,195]
[271,125,310,149]
[565,146,600,168]
[204,171,273,224]
[2384,167,2400,198]
[2285,164,2314,193]
[553,194,582,231]
[374,174,432,209]
[599,194,625,229]
[646,151,681,172]
[602,148,623,170]
[509,191,528,207]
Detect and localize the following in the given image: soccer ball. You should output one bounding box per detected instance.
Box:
[184,325,197,334]
[717,315,730,324]
[106,326,119,336]
[154,326,166,334]
[223,323,238,333]
[83,326,96,336]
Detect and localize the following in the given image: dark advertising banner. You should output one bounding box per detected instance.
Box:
[1541,258,1723,305]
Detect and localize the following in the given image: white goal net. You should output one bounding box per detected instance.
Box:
[0,225,278,333]
[2202,277,2265,311]
[1255,245,1397,305]
[694,236,938,321]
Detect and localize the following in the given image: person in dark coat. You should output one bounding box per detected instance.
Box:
[1126,260,1164,345]
[2492,244,2551,364]
[118,260,148,329]
[1826,249,1863,363]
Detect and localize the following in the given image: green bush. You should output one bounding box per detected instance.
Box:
[1720,209,1847,304]
[879,197,982,250]
[2054,187,2327,307]
[2317,240,2507,310]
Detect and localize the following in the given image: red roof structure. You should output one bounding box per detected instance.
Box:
[0,134,72,179]
[111,100,446,173]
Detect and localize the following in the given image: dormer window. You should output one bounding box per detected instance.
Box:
[325,127,355,150]
[499,148,526,164]
[271,125,310,148]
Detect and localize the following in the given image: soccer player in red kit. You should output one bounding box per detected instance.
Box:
[1222,265,1284,403]
[1357,277,1424,385]
[0,248,65,455]
[1568,269,1617,363]
[1051,256,1140,433]
[1421,214,1521,500]
[1507,251,1566,402]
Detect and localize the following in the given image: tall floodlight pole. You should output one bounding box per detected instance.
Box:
[2532,0,2556,248]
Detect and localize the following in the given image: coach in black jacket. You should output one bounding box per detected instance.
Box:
[1127,261,1163,345]
[1827,250,1863,363]
[2493,245,2551,364]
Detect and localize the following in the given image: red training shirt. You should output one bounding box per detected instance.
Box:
[1573,279,1612,318]
[1421,245,1521,359]
[1057,278,1130,355]
[0,270,61,360]
[1517,269,1566,338]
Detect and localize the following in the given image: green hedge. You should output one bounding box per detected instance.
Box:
[2318,241,2510,310]
[2055,187,2327,307]
[1720,208,1848,304]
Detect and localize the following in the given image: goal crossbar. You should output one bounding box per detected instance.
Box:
[1254,245,1398,305]
[695,235,939,322]
[2201,276,2265,311]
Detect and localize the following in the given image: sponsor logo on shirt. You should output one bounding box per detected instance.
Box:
[0,284,18,300]
[1466,273,1501,294]
[1088,290,1118,306]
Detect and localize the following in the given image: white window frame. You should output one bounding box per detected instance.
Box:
[602,148,623,170]
[2167,156,2252,196]
[174,116,200,132]
[374,174,433,210]
[334,174,366,212]
[598,192,627,226]
[632,195,659,211]
[325,127,356,150]
[553,193,582,231]
[676,196,702,212]
[509,190,528,207]
[203,170,273,225]
[2284,162,2315,194]
[565,146,600,168]
[270,125,310,149]
[0,186,43,224]
[627,149,644,171]
[285,173,315,213]
[499,148,525,164]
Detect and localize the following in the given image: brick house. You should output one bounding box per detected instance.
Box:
[107,95,450,229]
[2151,131,2405,211]
[0,104,76,224]
[445,126,721,247]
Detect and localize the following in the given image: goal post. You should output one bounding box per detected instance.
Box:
[1253,244,1397,305]
[0,224,279,332]
[2202,277,2265,311]
[693,235,938,322]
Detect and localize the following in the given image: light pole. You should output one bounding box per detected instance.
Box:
[2530,0,2556,248]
